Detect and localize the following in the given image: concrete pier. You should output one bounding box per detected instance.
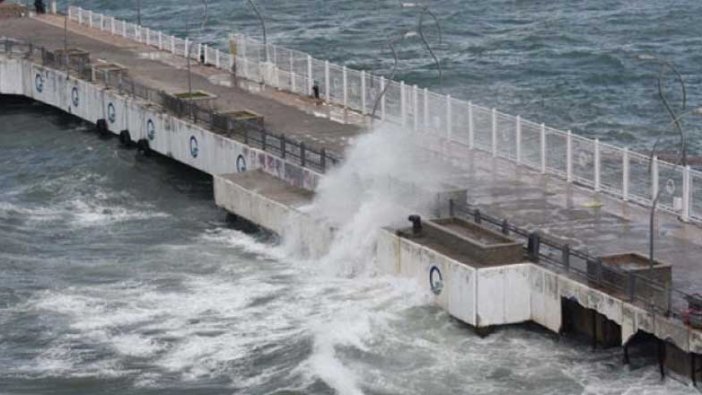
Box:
[3,7,702,386]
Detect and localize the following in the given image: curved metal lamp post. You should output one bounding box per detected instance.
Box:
[246,0,268,63]
[640,54,688,167]
[369,31,418,124]
[400,1,443,84]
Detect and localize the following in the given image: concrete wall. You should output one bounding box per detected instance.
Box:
[213,174,335,258]
[0,56,321,191]
[377,229,531,328]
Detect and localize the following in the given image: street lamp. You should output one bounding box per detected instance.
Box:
[246,0,268,62]
[400,1,443,84]
[639,54,688,167]
[370,31,418,123]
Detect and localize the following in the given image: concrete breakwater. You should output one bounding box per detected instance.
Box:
[3,13,702,389]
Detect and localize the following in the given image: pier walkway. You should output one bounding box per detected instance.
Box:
[3,10,702,351]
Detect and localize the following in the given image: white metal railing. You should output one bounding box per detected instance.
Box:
[67,6,702,224]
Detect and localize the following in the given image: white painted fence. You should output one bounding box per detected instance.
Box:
[67,6,702,224]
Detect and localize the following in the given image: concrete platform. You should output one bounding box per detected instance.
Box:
[0,15,363,154]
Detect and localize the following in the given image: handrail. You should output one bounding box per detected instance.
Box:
[64,5,702,224]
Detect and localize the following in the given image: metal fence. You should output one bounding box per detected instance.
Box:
[67,5,702,224]
[1,37,338,174]
[448,199,698,330]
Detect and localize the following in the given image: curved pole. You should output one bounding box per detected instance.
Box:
[656,61,687,167]
[370,35,402,125]
[246,0,268,62]
[417,7,442,84]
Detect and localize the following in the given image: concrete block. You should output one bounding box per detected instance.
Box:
[655,316,690,352]
[447,261,476,326]
[375,229,400,275]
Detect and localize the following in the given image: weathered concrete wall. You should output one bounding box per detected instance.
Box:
[377,227,702,356]
[213,172,335,258]
[0,56,322,191]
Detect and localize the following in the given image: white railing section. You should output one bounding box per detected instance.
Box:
[67,6,702,224]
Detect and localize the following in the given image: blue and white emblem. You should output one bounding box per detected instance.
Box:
[35,73,44,93]
[107,103,116,123]
[190,136,199,158]
[146,119,155,140]
[236,154,247,173]
[429,266,443,296]
[71,87,79,107]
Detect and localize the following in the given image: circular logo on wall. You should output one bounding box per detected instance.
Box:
[146,119,155,140]
[71,87,79,107]
[236,154,247,173]
[35,73,44,93]
[190,136,199,158]
[107,103,116,123]
[429,266,443,296]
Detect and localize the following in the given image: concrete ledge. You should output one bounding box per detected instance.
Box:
[214,170,334,258]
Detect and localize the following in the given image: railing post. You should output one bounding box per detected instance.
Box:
[262,132,267,151]
[290,51,295,92]
[300,142,306,167]
[623,147,630,201]
[204,44,208,63]
[652,155,659,201]
[400,81,406,126]
[321,148,327,172]
[78,7,83,24]
[342,66,348,109]
[122,20,127,38]
[158,31,163,50]
[145,28,150,46]
[627,272,636,302]
[528,233,541,261]
[100,13,104,31]
[540,123,547,174]
[491,108,497,157]
[562,244,570,271]
[216,50,220,69]
[594,138,601,192]
[682,165,691,222]
[171,36,175,54]
[68,6,72,21]
[184,38,189,58]
[111,17,115,35]
[413,84,418,131]
[281,136,286,159]
[468,101,474,149]
[307,54,313,96]
[423,88,429,130]
[566,130,573,183]
[88,10,93,28]
[361,71,367,115]
[380,76,386,120]
[324,60,330,102]
[446,95,452,140]
[516,115,522,163]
